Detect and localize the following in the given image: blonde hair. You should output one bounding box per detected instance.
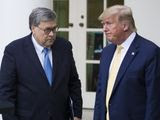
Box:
[99,5,137,32]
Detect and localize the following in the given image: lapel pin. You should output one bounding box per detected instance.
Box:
[131,52,135,55]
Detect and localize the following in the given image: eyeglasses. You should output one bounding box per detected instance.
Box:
[37,26,59,35]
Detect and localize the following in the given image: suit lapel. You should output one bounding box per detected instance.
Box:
[101,45,116,91]
[112,35,140,95]
[51,46,57,86]
[51,39,63,87]
[24,34,50,86]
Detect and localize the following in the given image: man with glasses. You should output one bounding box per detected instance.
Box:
[0,7,82,120]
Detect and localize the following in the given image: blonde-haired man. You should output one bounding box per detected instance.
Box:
[94,5,160,120]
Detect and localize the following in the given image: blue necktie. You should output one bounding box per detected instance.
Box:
[43,48,52,85]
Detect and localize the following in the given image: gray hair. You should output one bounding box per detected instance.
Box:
[99,5,137,32]
[29,7,57,30]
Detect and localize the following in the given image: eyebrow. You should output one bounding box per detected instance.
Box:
[45,25,57,29]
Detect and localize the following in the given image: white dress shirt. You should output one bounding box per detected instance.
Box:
[109,32,136,72]
[32,35,53,68]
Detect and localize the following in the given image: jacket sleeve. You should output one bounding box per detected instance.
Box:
[0,45,18,120]
[68,42,82,119]
[144,47,160,120]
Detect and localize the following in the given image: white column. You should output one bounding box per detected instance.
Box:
[0,0,53,63]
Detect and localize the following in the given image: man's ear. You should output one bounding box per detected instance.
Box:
[31,26,36,33]
[31,25,35,31]
[122,21,129,32]
[123,23,129,32]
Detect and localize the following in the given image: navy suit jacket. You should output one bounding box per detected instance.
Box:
[0,34,82,120]
[94,34,160,120]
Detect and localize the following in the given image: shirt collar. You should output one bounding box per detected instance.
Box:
[32,35,44,53]
[121,32,136,50]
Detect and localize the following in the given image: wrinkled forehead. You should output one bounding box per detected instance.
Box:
[101,14,119,23]
[39,21,57,27]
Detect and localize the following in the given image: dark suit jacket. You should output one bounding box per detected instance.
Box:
[0,34,82,120]
[94,34,160,120]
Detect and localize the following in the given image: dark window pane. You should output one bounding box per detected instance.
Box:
[53,0,69,28]
[57,32,69,40]
[87,0,103,28]
[86,64,99,92]
[87,32,103,60]
[107,0,124,7]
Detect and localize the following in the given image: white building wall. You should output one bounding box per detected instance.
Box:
[125,0,160,46]
[0,0,53,63]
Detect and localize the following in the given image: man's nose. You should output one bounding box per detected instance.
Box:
[103,24,108,31]
[48,31,54,36]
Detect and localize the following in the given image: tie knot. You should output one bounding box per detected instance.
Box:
[117,45,123,50]
[43,48,49,55]
[116,45,123,54]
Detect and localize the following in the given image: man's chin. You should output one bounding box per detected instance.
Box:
[43,41,54,47]
[106,36,112,41]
